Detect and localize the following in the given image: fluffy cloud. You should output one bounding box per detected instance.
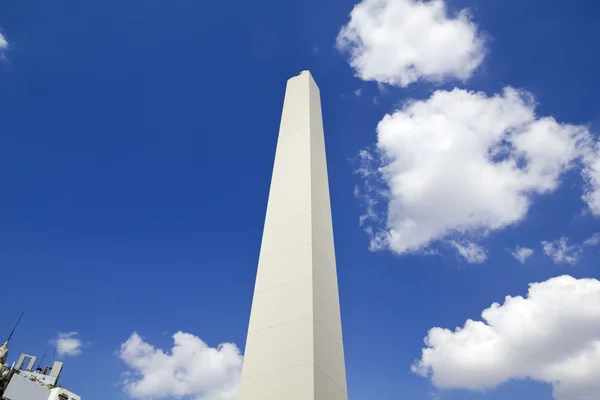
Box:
[54,332,82,357]
[510,246,535,264]
[449,241,486,264]
[412,275,600,400]
[119,332,242,400]
[336,0,485,87]
[542,237,581,265]
[357,87,593,256]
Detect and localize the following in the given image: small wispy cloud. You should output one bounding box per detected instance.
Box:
[0,32,7,50]
[583,233,600,247]
[428,391,442,400]
[509,246,535,264]
[53,332,83,357]
[354,88,362,97]
[449,241,487,264]
[541,237,581,265]
[0,31,8,61]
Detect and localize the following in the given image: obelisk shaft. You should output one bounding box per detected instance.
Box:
[238,71,347,400]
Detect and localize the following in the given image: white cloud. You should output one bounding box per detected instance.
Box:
[542,237,581,265]
[449,241,486,264]
[582,143,600,215]
[357,87,593,256]
[0,32,7,50]
[119,332,242,400]
[583,233,600,247]
[336,0,486,87]
[510,246,535,264]
[54,332,82,357]
[412,275,600,400]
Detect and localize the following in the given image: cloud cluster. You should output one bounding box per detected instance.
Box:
[412,275,600,400]
[360,87,592,257]
[338,2,600,400]
[119,332,242,400]
[336,0,485,87]
[54,332,83,357]
[339,0,600,261]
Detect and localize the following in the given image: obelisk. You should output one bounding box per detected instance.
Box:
[238,71,347,400]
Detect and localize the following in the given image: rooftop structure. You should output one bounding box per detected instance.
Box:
[0,318,82,400]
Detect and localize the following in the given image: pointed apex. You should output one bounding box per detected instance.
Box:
[288,70,320,91]
[291,70,310,77]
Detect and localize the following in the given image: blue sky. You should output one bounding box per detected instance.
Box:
[1,1,599,399]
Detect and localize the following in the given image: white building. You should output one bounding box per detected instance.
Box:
[1,347,82,400]
[49,387,81,400]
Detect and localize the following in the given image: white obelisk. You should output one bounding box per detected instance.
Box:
[238,71,347,400]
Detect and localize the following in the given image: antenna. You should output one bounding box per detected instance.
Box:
[7,312,24,344]
[37,352,46,370]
